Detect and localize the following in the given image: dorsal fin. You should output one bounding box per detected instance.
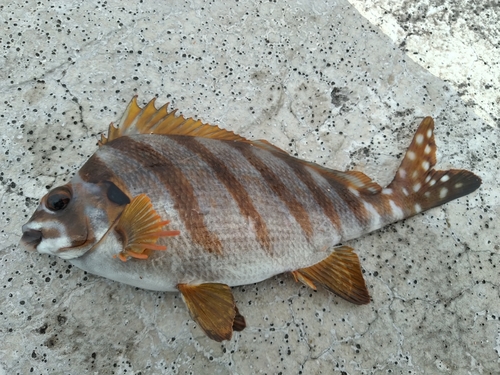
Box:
[258,146,382,195]
[319,168,382,195]
[99,96,381,195]
[99,96,249,145]
[253,139,381,195]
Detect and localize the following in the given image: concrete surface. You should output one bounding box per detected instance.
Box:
[349,0,500,128]
[0,0,498,374]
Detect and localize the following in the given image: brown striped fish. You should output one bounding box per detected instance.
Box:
[21,97,481,341]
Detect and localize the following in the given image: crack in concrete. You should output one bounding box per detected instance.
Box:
[285,294,312,372]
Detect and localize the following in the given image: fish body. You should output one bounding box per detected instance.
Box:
[21,97,481,341]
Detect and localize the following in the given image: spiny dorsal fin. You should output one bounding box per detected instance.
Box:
[98,97,387,197]
[99,96,248,145]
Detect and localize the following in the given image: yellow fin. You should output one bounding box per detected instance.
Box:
[291,270,317,290]
[98,97,385,197]
[114,194,180,262]
[100,96,248,144]
[293,246,370,305]
[177,283,245,341]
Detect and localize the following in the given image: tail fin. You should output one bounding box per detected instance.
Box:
[387,117,481,217]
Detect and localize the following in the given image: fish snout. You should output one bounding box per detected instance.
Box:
[21,227,43,250]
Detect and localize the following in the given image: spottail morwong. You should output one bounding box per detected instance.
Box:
[21,97,481,341]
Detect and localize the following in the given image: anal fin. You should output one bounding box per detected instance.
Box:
[178,283,246,341]
[293,246,370,305]
[114,194,180,262]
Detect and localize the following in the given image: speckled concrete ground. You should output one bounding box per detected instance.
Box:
[1,0,498,374]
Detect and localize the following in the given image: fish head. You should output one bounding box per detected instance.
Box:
[21,178,130,260]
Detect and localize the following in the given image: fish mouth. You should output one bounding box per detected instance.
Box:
[20,218,92,260]
[20,228,43,251]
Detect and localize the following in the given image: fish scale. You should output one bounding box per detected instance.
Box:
[127,135,342,258]
[21,96,481,342]
[103,134,332,268]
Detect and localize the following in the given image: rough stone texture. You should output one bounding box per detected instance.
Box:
[0,0,498,374]
[348,0,500,128]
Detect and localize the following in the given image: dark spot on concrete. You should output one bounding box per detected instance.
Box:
[57,315,67,325]
[44,335,58,348]
[38,323,48,334]
[330,87,349,107]
[394,108,414,117]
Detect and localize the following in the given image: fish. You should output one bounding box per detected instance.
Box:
[21,96,481,341]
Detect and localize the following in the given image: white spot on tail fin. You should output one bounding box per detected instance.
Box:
[440,175,450,182]
[425,175,431,183]
[402,188,409,196]
[439,187,448,199]
[416,134,424,145]
[455,182,463,189]
[424,145,431,154]
[413,183,421,192]
[429,179,436,186]
[407,151,416,160]
[414,203,422,213]
[422,161,430,171]
[426,129,432,138]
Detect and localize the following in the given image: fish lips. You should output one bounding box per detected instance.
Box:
[20,220,94,260]
[20,227,43,251]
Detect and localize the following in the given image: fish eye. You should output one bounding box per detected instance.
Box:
[46,187,72,211]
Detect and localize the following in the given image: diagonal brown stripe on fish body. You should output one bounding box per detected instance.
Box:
[274,152,344,232]
[227,141,314,240]
[104,136,224,255]
[173,136,273,252]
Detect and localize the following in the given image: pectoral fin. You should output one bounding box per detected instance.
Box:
[292,246,370,305]
[114,194,180,262]
[177,283,246,342]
